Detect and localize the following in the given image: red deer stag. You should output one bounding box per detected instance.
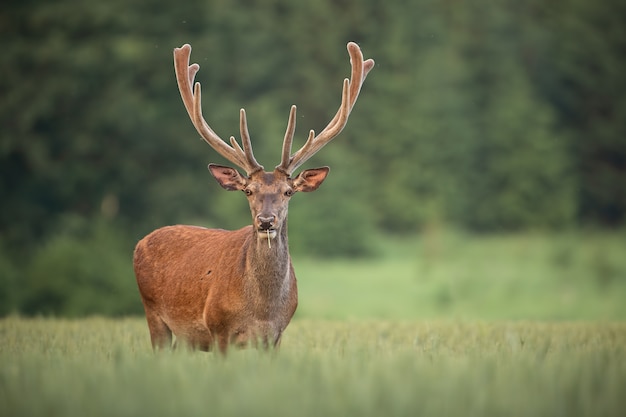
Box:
[133,42,374,352]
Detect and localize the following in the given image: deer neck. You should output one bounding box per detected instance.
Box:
[243,222,291,304]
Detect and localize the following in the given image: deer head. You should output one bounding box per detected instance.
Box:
[173,43,374,243]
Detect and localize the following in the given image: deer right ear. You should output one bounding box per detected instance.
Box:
[208,164,247,191]
[292,167,330,192]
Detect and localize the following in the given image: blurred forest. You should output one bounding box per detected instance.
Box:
[1,0,625,316]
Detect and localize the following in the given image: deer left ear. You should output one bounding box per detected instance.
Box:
[208,164,247,191]
[292,167,330,192]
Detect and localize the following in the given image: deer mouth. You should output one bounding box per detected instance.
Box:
[258,228,277,240]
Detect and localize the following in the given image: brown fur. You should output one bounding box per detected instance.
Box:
[134,224,297,352]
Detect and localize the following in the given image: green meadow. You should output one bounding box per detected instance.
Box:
[2,231,626,416]
[295,230,626,320]
[1,318,625,417]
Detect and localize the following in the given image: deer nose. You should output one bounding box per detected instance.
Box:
[256,215,276,230]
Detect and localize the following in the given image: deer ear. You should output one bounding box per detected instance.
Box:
[208,164,247,191]
[292,167,330,192]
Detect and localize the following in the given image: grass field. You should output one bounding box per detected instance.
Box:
[295,230,626,320]
[1,317,625,417]
[1,231,625,416]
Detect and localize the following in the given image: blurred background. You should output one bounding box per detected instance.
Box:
[1,0,624,318]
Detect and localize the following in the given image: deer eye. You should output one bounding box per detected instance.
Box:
[244,189,253,196]
[284,189,294,197]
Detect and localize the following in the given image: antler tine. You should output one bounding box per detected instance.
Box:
[319,42,366,131]
[238,109,263,172]
[283,42,374,175]
[282,79,350,174]
[173,45,198,121]
[277,105,298,173]
[173,44,263,175]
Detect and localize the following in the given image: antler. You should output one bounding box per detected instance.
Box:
[173,44,263,176]
[276,42,375,175]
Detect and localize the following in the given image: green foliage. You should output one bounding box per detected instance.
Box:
[289,151,377,258]
[2,318,626,417]
[21,217,142,317]
[0,0,211,254]
[0,240,18,316]
[536,0,626,225]
[351,1,578,232]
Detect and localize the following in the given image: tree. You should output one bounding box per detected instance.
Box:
[531,0,626,225]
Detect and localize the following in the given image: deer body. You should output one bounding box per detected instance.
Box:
[134,225,297,351]
[134,42,373,352]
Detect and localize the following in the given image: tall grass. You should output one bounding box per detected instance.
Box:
[1,317,625,417]
[2,231,625,415]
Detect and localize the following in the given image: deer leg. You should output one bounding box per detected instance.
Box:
[273,332,283,349]
[144,310,172,351]
[217,335,230,356]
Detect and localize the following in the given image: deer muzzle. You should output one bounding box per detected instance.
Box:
[256,215,277,239]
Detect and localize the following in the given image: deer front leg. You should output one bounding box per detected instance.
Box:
[144,310,173,351]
